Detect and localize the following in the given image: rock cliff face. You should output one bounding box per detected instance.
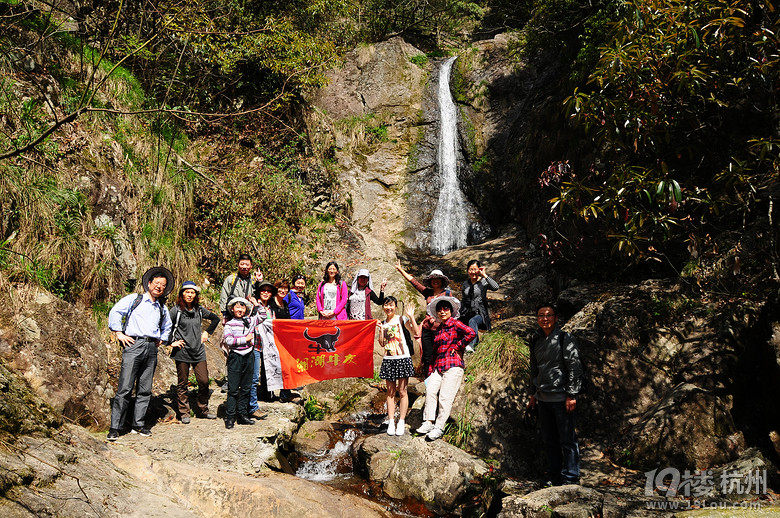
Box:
[0,286,111,429]
[305,37,498,262]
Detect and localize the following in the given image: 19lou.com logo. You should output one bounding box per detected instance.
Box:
[643,467,767,511]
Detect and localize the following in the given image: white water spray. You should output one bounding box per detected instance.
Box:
[430,56,468,255]
[295,429,357,482]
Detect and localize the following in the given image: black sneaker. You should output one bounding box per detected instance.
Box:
[107,429,119,441]
[131,427,152,437]
[198,413,217,420]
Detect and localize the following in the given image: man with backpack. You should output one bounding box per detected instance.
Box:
[107,266,174,440]
[219,254,260,319]
[527,303,583,486]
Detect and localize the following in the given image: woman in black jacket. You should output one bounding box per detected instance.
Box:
[169,281,221,422]
[460,260,499,352]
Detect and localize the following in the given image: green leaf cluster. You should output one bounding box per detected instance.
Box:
[553,0,780,263]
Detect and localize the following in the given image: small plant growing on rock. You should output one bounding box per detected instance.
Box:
[304,395,329,421]
[409,54,427,67]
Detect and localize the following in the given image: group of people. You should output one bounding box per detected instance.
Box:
[105,254,583,486]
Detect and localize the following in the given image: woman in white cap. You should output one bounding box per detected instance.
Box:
[416,296,475,441]
[347,268,387,320]
[394,260,451,374]
[169,281,221,423]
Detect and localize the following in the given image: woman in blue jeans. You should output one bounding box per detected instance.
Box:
[459,260,499,352]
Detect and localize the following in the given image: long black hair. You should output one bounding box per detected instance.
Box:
[322,261,341,284]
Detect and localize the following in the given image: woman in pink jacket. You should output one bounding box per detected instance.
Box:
[316,261,349,320]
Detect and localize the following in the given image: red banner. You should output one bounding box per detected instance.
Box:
[273,319,377,388]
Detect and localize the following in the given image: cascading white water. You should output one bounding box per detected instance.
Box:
[295,429,357,482]
[430,56,469,255]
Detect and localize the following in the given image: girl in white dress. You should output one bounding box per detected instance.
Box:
[378,296,420,436]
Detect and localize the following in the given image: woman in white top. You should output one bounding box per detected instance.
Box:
[316,261,349,320]
[378,296,420,436]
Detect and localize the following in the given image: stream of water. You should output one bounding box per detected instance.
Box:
[293,414,436,517]
[430,56,469,255]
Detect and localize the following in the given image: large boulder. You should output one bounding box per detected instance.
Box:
[0,287,111,429]
[352,432,488,513]
[614,383,745,471]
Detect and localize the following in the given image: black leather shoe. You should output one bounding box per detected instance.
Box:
[224,419,235,429]
[236,415,255,425]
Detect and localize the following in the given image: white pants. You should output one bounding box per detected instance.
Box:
[423,367,464,430]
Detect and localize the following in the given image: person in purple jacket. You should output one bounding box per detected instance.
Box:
[285,274,307,320]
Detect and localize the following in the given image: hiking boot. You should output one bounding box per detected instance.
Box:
[181,415,191,424]
[416,421,434,434]
[225,419,235,429]
[132,427,152,437]
[386,420,396,436]
[252,409,267,419]
[107,429,119,441]
[425,427,443,441]
[395,420,406,436]
[236,415,255,425]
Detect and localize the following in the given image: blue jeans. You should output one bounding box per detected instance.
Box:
[111,338,158,430]
[248,349,261,413]
[537,400,580,484]
[466,314,483,348]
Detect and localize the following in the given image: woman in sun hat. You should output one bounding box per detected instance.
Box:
[394,260,451,374]
[348,268,387,320]
[169,281,221,423]
[250,280,283,408]
[415,295,475,441]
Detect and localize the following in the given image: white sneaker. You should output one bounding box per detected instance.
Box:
[416,421,434,434]
[395,420,405,436]
[386,420,396,435]
[465,345,475,353]
[426,427,443,441]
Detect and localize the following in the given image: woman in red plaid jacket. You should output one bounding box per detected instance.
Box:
[415,296,475,441]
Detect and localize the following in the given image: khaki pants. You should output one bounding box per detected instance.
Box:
[423,366,464,430]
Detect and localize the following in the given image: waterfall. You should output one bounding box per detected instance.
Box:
[430,56,468,255]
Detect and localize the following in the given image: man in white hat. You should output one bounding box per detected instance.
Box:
[106,266,174,440]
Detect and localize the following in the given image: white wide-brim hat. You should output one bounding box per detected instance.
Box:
[426,295,461,322]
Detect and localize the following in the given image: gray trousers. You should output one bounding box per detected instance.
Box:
[110,338,158,430]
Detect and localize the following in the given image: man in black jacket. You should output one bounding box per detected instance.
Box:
[527,303,583,485]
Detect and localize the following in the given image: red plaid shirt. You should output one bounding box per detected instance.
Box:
[429,318,476,375]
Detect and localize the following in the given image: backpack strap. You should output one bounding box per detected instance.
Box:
[227,274,239,300]
[121,294,144,333]
[121,293,166,334]
[169,307,183,343]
